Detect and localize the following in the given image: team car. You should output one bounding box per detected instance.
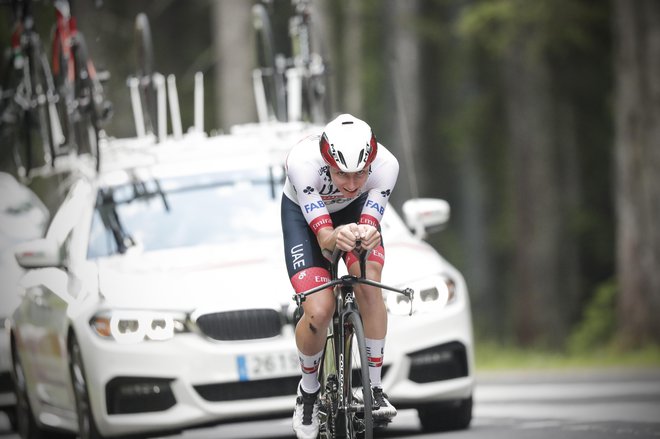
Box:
[8,122,474,438]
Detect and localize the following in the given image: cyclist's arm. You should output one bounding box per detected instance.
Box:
[317,224,360,255]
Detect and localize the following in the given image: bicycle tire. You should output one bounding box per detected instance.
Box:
[12,34,55,178]
[252,3,286,121]
[50,23,76,160]
[72,32,101,172]
[0,50,31,178]
[134,12,158,138]
[344,310,373,439]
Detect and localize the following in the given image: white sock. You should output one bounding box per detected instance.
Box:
[365,338,385,388]
[298,350,323,393]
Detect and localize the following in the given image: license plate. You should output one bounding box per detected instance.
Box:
[236,350,299,381]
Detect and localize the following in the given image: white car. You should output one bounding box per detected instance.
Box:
[0,172,50,430]
[8,123,474,439]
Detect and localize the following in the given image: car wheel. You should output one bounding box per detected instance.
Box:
[68,335,104,439]
[12,349,49,439]
[417,396,473,432]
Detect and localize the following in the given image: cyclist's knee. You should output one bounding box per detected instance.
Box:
[301,292,334,326]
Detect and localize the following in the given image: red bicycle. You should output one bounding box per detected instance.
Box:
[50,0,111,172]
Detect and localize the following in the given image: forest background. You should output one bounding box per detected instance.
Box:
[1,0,658,362]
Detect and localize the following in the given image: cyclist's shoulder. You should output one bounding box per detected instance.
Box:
[373,143,399,170]
[287,134,324,166]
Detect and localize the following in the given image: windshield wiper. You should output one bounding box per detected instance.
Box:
[97,190,136,254]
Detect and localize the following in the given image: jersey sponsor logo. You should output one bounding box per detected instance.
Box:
[304,200,326,213]
[359,214,379,228]
[365,199,385,215]
[291,267,333,294]
[291,244,306,270]
[310,215,333,234]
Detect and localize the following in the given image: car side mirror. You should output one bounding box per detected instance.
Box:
[402,198,450,240]
[14,238,63,269]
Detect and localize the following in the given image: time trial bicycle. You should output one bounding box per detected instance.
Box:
[252,0,330,124]
[50,0,112,172]
[293,246,414,439]
[0,0,58,180]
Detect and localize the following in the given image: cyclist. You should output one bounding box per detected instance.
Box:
[281,113,399,438]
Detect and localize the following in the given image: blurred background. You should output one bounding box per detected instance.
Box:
[1,0,658,363]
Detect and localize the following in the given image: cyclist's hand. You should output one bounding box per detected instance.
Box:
[357,224,380,251]
[335,223,360,252]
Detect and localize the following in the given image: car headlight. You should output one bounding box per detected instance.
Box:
[90,310,188,343]
[385,274,458,316]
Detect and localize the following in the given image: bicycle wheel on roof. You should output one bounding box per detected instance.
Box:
[72,32,101,172]
[252,2,287,122]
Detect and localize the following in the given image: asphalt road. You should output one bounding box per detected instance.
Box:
[1,368,659,439]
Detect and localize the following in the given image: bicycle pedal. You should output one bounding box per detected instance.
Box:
[374,419,391,429]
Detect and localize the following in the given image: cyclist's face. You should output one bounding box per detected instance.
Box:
[329,168,368,198]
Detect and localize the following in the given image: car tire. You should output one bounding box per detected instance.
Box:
[12,349,50,439]
[68,334,105,439]
[417,396,473,432]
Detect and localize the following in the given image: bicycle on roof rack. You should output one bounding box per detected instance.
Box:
[252,0,331,124]
[0,0,59,180]
[50,0,112,173]
[293,246,414,439]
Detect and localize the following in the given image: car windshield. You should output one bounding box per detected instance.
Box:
[87,167,284,258]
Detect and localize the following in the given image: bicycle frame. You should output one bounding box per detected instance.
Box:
[293,247,414,438]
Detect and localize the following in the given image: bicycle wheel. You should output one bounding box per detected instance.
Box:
[11,34,55,179]
[51,23,76,158]
[134,12,158,138]
[0,52,31,178]
[318,336,337,439]
[343,311,373,439]
[72,33,101,172]
[252,3,286,121]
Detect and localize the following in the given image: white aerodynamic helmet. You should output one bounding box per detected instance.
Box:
[319,114,378,172]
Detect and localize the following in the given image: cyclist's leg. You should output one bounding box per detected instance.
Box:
[283,195,334,438]
[347,251,397,420]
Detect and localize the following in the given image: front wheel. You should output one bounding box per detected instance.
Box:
[69,334,105,439]
[344,311,372,439]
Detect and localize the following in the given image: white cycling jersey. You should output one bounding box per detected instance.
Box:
[283,134,399,234]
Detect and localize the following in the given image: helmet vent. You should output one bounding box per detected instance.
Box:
[357,149,364,165]
[342,121,354,125]
[337,151,347,167]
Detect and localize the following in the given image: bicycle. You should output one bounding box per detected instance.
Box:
[251,0,330,124]
[288,0,330,124]
[0,0,58,180]
[50,0,112,172]
[293,246,414,439]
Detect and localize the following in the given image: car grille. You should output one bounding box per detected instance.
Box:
[195,309,283,341]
